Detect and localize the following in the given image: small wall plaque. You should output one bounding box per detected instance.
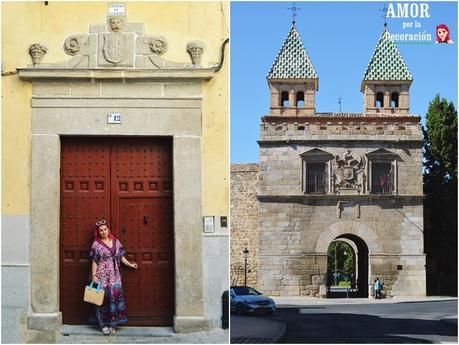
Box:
[203,216,215,233]
[108,4,125,15]
[107,113,122,124]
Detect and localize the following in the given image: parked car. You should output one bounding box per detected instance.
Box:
[230,286,276,315]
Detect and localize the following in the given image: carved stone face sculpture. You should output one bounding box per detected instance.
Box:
[28,43,48,65]
[186,40,205,67]
[108,16,125,32]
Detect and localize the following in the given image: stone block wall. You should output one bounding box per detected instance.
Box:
[258,141,423,196]
[257,197,425,297]
[230,164,259,288]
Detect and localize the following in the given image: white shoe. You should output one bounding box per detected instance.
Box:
[102,327,110,335]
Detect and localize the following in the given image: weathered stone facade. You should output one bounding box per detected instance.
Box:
[230,164,259,287]
[257,120,425,297]
[230,24,426,298]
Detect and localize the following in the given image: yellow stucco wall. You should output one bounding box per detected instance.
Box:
[1,1,229,216]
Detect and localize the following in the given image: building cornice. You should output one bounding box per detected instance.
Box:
[17,68,216,82]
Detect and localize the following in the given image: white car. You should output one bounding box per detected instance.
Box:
[230,286,277,315]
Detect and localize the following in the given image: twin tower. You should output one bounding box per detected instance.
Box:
[266,25,412,116]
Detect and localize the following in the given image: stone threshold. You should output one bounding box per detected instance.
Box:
[60,324,174,337]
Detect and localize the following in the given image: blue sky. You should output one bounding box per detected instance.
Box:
[230,1,458,163]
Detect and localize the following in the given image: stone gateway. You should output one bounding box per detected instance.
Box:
[231,24,426,298]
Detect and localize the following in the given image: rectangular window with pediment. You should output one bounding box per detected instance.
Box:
[301,148,332,194]
[370,161,394,194]
[366,148,398,195]
[303,161,329,194]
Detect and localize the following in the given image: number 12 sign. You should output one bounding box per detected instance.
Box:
[107,113,122,124]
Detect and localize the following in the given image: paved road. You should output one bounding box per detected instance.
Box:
[269,300,457,343]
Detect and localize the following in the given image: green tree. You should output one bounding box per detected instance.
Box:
[327,241,355,285]
[423,95,457,296]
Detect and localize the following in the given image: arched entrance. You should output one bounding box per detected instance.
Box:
[326,234,369,297]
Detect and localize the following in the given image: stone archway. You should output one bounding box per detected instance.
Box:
[327,235,369,297]
[317,221,383,298]
[315,220,383,254]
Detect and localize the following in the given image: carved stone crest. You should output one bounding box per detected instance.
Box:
[332,150,366,194]
[26,14,208,70]
[103,32,128,64]
[101,15,129,64]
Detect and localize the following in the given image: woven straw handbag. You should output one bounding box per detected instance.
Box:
[83,282,105,306]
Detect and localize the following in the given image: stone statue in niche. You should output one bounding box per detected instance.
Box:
[28,43,48,66]
[25,14,208,70]
[332,150,366,195]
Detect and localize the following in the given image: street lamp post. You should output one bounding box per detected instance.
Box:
[243,247,249,287]
[334,244,337,286]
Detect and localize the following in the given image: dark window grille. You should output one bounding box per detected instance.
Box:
[306,162,326,194]
[371,162,394,194]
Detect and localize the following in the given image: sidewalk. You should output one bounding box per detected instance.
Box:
[272,296,458,306]
[59,325,229,344]
[230,315,286,344]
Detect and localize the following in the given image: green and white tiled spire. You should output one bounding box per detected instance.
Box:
[267,25,318,79]
[362,29,412,81]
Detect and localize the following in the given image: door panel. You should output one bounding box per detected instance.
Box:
[60,137,173,325]
[119,198,174,325]
[60,138,111,324]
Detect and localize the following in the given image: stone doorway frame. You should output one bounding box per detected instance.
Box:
[19,68,215,340]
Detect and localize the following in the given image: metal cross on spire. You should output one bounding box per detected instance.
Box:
[288,2,301,25]
[379,3,389,29]
[338,97,343,113]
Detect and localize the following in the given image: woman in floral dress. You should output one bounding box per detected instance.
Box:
[89,219,138,335]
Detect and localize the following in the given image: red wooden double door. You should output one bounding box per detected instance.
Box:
[60,137,174,325]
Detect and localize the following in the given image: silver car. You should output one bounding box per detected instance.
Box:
[230,286,276,315]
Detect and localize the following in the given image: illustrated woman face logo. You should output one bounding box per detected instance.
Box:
[436,24,453,44]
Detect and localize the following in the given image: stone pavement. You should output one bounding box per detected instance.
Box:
[230,315,286,344]
[59,325,229,344]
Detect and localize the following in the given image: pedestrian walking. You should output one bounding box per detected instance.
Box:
[374,277,383,299]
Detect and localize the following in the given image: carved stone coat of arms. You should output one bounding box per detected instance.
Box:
[332,150,366,194]
[103,32,128,64]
